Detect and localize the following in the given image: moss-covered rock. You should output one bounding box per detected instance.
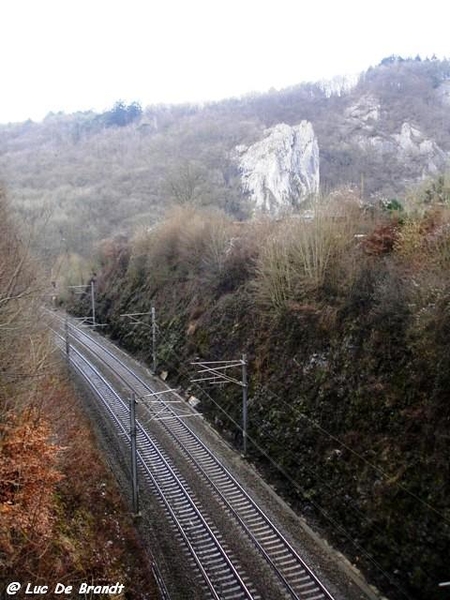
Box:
[72,204,450,600]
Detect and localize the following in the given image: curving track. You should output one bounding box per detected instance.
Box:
[51,314,336,600]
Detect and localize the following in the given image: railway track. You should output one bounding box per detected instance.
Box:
[51,313,336,600]
[54,332,256,600]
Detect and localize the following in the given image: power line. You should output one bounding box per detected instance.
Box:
[252,382,450,525]
[157,314,449,526]
[153,324,412,598]
[152,320,447,597]
[192,355,249,455]
[90,306,442,596]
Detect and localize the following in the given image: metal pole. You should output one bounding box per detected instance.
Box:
[65,315,70,357]
[90,279,96,327]
[242,354,248,457]
[151,306,157,374]
[129,393,140,517]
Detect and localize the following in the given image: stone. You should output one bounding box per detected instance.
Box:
[237,122,319,217]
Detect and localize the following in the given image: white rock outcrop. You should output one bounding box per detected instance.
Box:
[237,122,319,216]
[347,101,448,175]
[394,122,448,174]
[358,122,446,174]
[345,94,381,124]
[437,80,450,106]
[395,122,434,154]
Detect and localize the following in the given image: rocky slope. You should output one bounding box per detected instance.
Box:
[343,95,447,176]
[70,187,450,600]
[237,121,320,215]
[0,57,450,259]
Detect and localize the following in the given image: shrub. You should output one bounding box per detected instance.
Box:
[252,195,365,311]
[128,206,236,290]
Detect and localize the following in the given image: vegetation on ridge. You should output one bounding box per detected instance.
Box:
[71,179,450,600]
[1,56,450,267]
[0,190,157,598]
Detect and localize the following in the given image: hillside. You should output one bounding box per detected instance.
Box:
[70,186,450,600]
[2,54,450,599]
[0,56,449,265]
[0,190,157,597]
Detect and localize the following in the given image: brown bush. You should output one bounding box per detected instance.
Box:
[0,188,156,597]
[252,195,366,311]
[129,205,236,289]
[0,410,63,561]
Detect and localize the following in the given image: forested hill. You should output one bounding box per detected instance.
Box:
[2,55,449,599]
[0,55,450,262]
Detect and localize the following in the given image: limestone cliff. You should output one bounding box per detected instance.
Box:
[237,122,319,216]
[345,95,448,176]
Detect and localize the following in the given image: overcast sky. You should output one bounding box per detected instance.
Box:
[1,0,448,124]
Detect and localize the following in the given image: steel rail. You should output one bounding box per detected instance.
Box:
[53,315,336,600]
[53,332,257,600]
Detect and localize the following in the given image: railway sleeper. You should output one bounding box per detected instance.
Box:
[246,518,268,530]
[263,540,287,550]
[303,593,328,600]
[285,567,311,578]
[177,506,197,516]
[233,507,258,520]
[213,571,241,584]
[198,551,227,564]
[221,487,243,497]
[189,532,212,545]
[257,533,280,544]
[219,584,252,598]
[214,474,236,485]
[163,487,188,497]
[296,579,322,591]
[276,559,302,571]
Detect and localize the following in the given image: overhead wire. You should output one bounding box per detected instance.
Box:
[252,380,450,524]
[103,301,443,596]
[149,316,418,598]
[157,308,449,526]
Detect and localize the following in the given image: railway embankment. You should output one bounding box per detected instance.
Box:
[70,200,450,600]
[0,189,157,599]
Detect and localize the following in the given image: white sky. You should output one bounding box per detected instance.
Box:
[0,0,448,124]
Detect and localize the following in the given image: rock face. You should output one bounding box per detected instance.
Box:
[437,80,450,106]
[345,94,381,125]
[237,122,319,216]
[345,95,448,176]
[394,122,445,171]
[362,122,446,174]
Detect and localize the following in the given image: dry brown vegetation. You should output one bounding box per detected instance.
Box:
[118,195,374,315]
[80,181,450,600]
[252,196,365,310]
[1,56,450,275]
[0,189,157,597]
